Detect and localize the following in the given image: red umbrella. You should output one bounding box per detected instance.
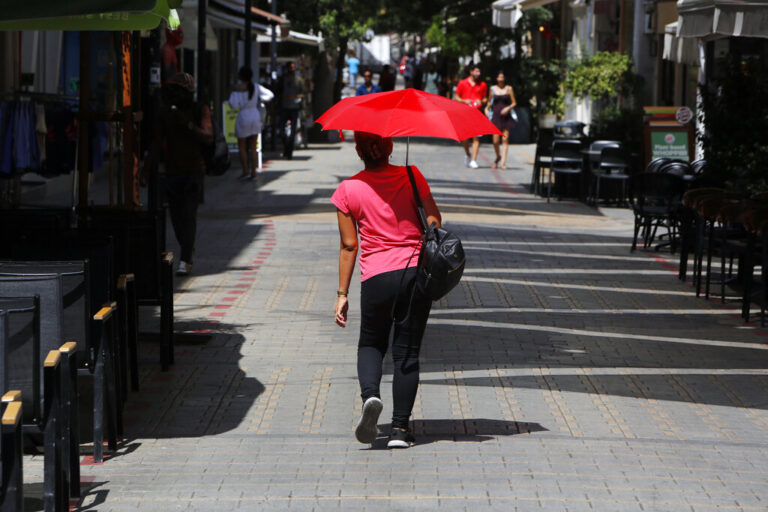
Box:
[315,88,502,142]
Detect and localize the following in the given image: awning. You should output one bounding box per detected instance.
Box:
[492,0,524,28]
[208,0,321,47]
[0,0,178,30]
[207,2,269,32]
[520,0,559,10]
[677,0,768,39]
[663,21,701,64]
[255,29,322,47]
[0,0,156,22]
[179,0,219,50]
[212,0,289,25]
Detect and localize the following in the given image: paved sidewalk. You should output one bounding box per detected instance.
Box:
[35,139,768,511]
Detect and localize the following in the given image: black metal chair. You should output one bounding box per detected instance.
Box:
[629,172,686,252]
[531,128,553,195]
[0,385,24,512]
[646,157,673,173]
[587,140,620,172]
[0,297,77,510]
[591,146,631,206]
[83,208,175,371]
[658,160,691,177]
[547,139,583,203]
[691,158,707,176]
[0,275,117,465]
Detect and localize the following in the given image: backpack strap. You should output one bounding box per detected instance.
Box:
[405,165,429,233]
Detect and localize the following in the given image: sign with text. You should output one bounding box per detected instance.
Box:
[222,102,240,153]
[643,106,695,166]
[650,130,690,161]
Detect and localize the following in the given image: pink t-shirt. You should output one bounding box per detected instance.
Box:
[331,165,431,282]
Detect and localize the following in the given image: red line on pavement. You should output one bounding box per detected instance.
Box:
[209,312,226,317]
[490,166,522,196]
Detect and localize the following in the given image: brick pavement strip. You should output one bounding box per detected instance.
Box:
[38,140,768,511]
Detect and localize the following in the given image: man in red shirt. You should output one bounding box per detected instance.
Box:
[454,64,487,168]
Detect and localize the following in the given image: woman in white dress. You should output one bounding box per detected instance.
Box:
[228,67,274,179]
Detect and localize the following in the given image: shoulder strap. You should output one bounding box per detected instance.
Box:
[406,165,429,233]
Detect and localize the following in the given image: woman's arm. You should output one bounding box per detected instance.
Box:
[259,84,275,102]
[335,210,358,328]
[508,86,517,108]
[485,86,493,114]
[422,193,442,228]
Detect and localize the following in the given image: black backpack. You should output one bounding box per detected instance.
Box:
[406,166,466,300]
[196,104,231,176]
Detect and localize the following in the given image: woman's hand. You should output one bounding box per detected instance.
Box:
[501,106,512,116]
[335,295,349,328]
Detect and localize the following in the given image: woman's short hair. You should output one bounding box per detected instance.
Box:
[354,132,393,162]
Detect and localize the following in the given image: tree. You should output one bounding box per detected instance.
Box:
[280,0,380,102]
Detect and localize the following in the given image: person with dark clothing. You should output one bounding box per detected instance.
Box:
[145,73,213,275]
[379,64,396,92]
[355,69,382,96]
[280,61,300,160]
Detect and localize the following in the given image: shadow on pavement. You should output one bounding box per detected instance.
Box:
[125,320,264,438]
[368,419,547,449]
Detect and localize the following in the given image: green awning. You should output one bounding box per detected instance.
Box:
[0,0,179,31]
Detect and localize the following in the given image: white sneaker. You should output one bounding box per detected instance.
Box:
[464,155,471,167]
[176,261,191,275]
[355,397,383,444]
[469,160,479,169]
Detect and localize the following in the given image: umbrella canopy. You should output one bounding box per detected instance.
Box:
[0,0,178,30]
[315,88,502,141]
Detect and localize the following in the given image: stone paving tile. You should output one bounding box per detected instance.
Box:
[30,140,767,511]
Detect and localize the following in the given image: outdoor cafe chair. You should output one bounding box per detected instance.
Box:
[84,207,175,371]
[629,172,685,252]
[547,139,583,203]
[587,140,620,172]
[0,385,24,512]
[679,188,726,282]
[691,158,707,176]
[646,157,672,173]
[0,297,78,509]
[591,146,631,206]
[531,128,553,195]
[0,275,118,465]
[658,160,691,177]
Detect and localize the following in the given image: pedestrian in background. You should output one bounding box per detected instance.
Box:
[279,61,301,160]
[454,64,487,169]
[332,132,441,449]
[423,63,440,95]
[346,52,360,90]
[486,71,517,169]
[355,68,382,96]
[379,64,396,92]
[229,66,274,179]
[145,73,212,276]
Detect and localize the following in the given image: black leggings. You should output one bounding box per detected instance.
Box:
[358,267,431,429]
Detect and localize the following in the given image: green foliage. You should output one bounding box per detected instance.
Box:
[589,106,643,153]
[562,51,634,101]
[699,56,768,194]
[425,15,474,58]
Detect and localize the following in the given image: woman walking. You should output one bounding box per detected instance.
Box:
[228,67,273,179]
[486,71,517,169]
[331,132,441,448]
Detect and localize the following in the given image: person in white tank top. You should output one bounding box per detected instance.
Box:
[228,67,274,179]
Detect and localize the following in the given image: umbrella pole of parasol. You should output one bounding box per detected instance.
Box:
[406,137,409,166]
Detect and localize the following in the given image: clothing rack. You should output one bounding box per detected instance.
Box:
[1,90,79,105]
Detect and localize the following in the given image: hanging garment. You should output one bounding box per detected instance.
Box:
[35,103,47,163]
[44,106,77,176]
[0,101,15,175]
